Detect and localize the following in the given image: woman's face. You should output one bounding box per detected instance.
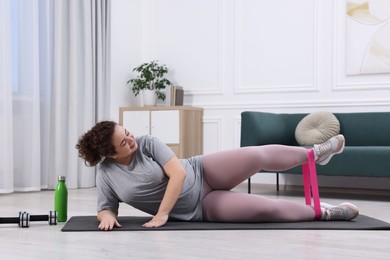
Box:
[109,124,138,163]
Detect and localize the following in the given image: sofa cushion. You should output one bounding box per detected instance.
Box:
[295,111,340,145]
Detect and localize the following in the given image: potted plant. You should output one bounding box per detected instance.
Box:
[127,60,172,106]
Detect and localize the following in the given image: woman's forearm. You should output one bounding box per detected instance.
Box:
[157,170,186,216]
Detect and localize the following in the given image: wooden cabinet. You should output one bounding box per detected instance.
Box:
[119,106,203,158]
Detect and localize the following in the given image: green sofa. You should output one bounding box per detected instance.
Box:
[240,111,390,193]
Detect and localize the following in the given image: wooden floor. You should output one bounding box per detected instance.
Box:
[1,184,389,260]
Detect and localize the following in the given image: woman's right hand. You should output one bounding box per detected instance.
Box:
[97,210,122,231]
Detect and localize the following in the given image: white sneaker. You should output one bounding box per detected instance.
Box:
[314,134,345,165]
[321,202,359,221]
[320,202,335,209]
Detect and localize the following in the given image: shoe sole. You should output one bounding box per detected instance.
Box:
[318,135,345,165]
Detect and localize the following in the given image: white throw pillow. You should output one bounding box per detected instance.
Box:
[295,111,340,146]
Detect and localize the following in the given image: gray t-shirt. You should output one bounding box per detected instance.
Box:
[96,135,204,221]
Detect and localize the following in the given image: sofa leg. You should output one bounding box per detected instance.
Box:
[276,173,279,192]
[248,177,251,194]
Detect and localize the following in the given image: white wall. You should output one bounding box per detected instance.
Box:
[110,0,390,190]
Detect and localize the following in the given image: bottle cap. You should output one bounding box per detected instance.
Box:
[58,176,66,181]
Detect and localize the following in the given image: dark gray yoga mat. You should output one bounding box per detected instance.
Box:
[61,215,390,232]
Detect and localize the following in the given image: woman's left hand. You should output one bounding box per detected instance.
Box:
[142,213,169,228]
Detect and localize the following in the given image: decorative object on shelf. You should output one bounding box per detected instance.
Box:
[127,60,172,106]
[166,85,184,106]
[142,89,158,106]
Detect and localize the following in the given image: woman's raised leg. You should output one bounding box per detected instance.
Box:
[202,145,308,190]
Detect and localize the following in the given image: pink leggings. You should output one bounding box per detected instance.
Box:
[201,145,316,222]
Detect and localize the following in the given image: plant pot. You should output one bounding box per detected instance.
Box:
[142,89,157,106]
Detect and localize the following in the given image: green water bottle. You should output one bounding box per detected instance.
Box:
[54,175,68,222]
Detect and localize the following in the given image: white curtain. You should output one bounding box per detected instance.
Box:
[0,0,110,193]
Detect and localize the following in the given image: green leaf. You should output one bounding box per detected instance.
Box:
[127,60,172,101]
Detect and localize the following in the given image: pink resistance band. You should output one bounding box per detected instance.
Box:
[302,149,322,220]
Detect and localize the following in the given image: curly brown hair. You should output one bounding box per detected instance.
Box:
[76,121,117,166]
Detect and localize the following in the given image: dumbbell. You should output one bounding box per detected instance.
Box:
[0,211,58,228]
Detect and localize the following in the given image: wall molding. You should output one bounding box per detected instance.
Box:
[192,98,390,110]
[233,116,241,148]
[233,0,319,94]
[187,0,225,96]
[333,81,390,91]
[202,117,224,152]
[143,0,225,96]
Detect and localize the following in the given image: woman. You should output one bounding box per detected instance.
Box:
[76,121,358,231]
